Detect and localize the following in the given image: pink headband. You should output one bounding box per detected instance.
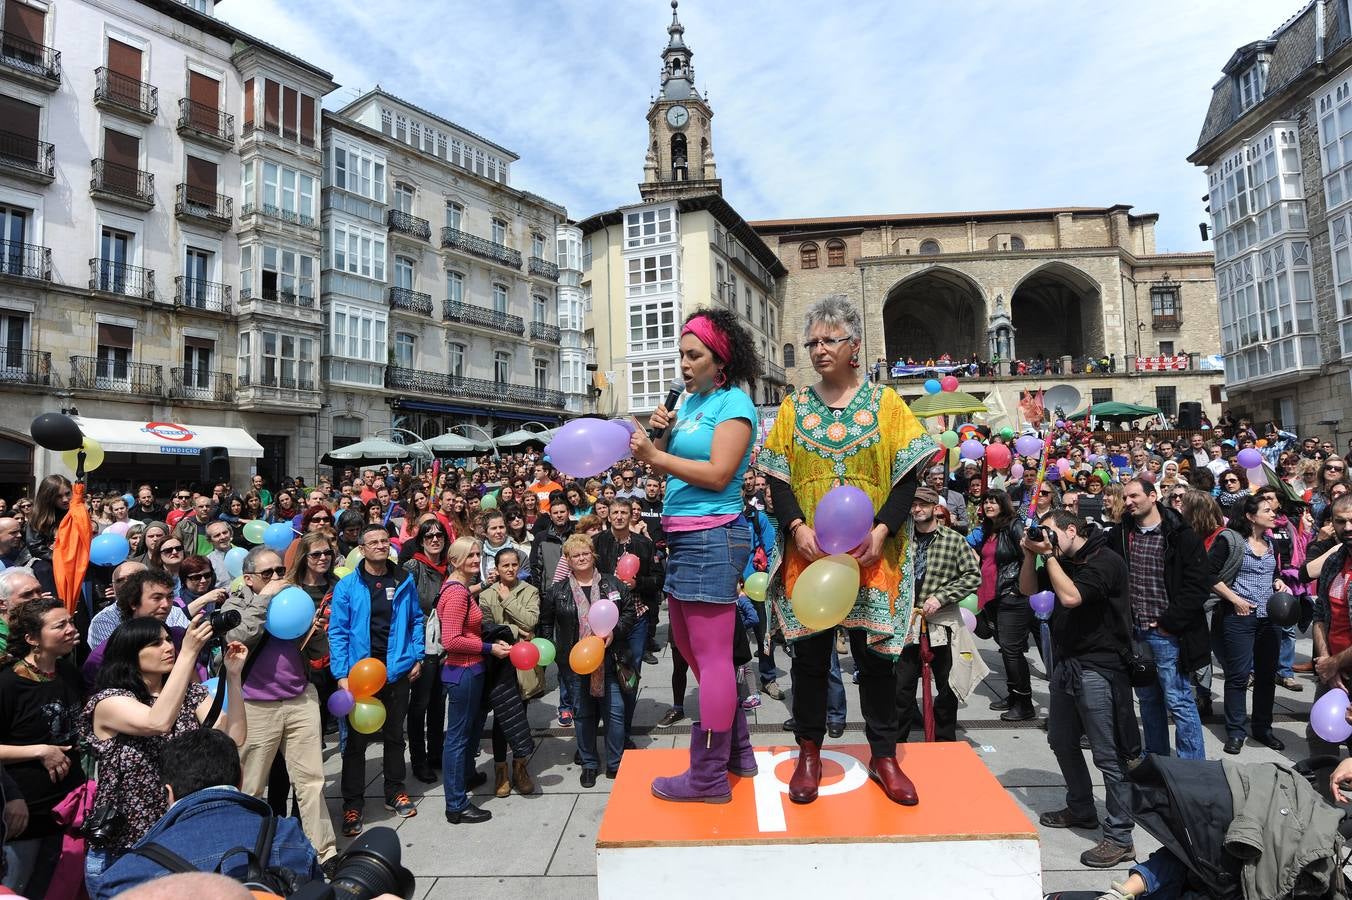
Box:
[681,315,732,364]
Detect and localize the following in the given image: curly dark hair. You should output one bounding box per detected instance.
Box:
[683,306,761,393]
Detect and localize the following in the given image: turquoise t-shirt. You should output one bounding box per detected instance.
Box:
[663,386,757,517]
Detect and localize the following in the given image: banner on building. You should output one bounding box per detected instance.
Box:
[1134,355,1190,371]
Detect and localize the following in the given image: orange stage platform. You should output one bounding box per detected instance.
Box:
[597,742,1041,898]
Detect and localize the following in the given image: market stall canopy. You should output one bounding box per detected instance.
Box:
[73,417,264,458]
[1066,401,1162,420]
[321,437,432,465]
[425,432,491,454]
[493,428,552,448]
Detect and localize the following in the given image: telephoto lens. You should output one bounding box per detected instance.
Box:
[288,827,416,899]
[209,608,242,637]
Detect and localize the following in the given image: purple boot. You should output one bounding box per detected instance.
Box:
[728,707,758,777]
[651,722,732,804]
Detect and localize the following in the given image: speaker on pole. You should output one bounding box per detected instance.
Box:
[200,446,231,487]
[1177,402,1202,430]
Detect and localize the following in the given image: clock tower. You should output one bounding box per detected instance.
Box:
[640,1,722,201]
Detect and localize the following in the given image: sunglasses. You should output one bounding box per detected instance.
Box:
[310,516,332,523]
[306,549,334,559]
[248,566,288,578]
[1326,466,1346,473]
[160,545,184,554]
[1222,478,1239,484]
[185,572,214,581]
[175,494,190,500]
[424,533,446,541]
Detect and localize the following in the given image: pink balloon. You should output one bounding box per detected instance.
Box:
[1056,458,1071,475]
[985,443,1011,470]
[814,485,875,555]
[1311,687,1352,743]
[616,552,640,582]
[103,521,130,536]
[959,607,978,631]
[939,375,959,392]
[588,598,619,637]
[1010,463,1025,480]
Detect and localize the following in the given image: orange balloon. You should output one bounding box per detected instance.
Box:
[347,657,387,699]
[569,635,605,675]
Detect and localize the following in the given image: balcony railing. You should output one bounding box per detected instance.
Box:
[389,286,433,315]
[1152,314,1182,330]
[0,129,54,181]
[176,97,233,144]
[174,276,231,313]
[0,241,51,281]
[240,286,316,309]
[386,366,450,394]
[387,209,431,241]
[441,226,522,269]
[89,258,154,300]
[0,348,54,387]
[91,158,155,207]
[70,356,163,397]
[0,31,61,85]
[765,360,786,383]
[170,367,233,402]
[175,183,232,228]
[443,300,524,335]
[448,374,564,409]
[94,67,157,119]
[530,321,561,343]
[240,202,315,228]
[528,256,559,281]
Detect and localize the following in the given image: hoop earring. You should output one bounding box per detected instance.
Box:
[714,370,728,388]
[849,354,861,368]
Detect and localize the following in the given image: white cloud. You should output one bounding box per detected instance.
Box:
[220,0,1294,251]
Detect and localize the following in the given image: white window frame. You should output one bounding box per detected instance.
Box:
[624,206,675,249]
[626,253,676,296]
[628,358,678,411]
[628,297,678,353]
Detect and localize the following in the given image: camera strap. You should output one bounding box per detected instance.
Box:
[202,634,269,730]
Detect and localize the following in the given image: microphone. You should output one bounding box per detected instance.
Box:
[648,377,685,440]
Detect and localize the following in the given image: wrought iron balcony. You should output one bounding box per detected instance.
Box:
[440,226,522,269]
[443,300,524,335]
[176,97,233,146]
[389,286,433,315]
[89,258,154,300]
[529,321,561,343]
[0,129,54,183]
[174,276,231,314]
[91,159,155,209]
[528,256,559,281]
[170,367,233,402]
[0,31,61,88]
[240,286,316,309]
[386,366,450,394]
[387,209,431,241]
[0,348,55,387]
[0,241,51,281]
[765,360,787,383]
[70,356,163,397]
[240,202,315,229]
[175,183,232,229]
[94,67,157,121]
[447,374,565,409]
[1152,314,1182,330]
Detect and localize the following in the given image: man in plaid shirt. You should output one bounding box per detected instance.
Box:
[897,486,982,742]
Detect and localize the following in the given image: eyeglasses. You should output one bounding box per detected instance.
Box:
[1222,478,1239,485]
[802,336,851,352]
[306,549,334,560]
[160,545,184,555]
[363,539,391,548]
[248,566,287,579]
[185,572,214,582]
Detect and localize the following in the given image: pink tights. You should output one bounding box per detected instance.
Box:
[666,597,736,732]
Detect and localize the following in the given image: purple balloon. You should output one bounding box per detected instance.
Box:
[1029,590,1056,619]
[959,607,978,632]
[548,419,631,478]
[103,521,130,536]
[1010,463,1025,480]
[959,438,985,461]
[1055,419,1066,429]
[814,485,875,555]
[327,689,356,717]
[1015,435,1043,457]
[1046,467,1061,482]
[588,598,619,637]
[1236,448,1263,470]
[1311,687,1352,743]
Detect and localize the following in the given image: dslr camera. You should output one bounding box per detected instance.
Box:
[290,827,415,899]
[209,608,241,638]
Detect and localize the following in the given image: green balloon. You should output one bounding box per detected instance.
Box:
[958,594,979,613]
[481,490,499,509]
[939,430,960,448]
[1000,427,1016,439]
[242,519,266,544]
[531,637,556,667]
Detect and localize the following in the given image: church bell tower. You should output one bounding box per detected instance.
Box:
[640,1,722,201]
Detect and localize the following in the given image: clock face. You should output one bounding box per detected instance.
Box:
[666,105,689,128]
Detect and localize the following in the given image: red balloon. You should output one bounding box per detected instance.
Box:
[939,375,959,392]
[616,552,640,582]
[509,641,541,671]
[985,443,1012,469]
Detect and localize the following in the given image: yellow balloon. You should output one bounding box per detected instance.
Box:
[230,575,244,592]
[743,571,769,603]
[345,548,363,570]
[348,698,386,734]
[61,437,104,473]
[790,554,860,632]
[333,565,353,578]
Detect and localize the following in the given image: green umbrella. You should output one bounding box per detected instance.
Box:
[1252,460,1302,505]
[320,437,431,465]
[906,390,988,419]
[1066,401,1162,420]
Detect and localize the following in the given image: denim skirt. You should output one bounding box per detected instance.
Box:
[663,518,751,604]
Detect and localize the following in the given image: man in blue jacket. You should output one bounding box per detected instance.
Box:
[329,524,425,837]
[94,729,321,899]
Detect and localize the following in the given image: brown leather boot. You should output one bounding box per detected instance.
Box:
[494,762,511,798]
[512,758,535,795]
[868,756,918,806]
[789,739,821,804]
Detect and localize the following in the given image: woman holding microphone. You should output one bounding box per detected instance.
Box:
[629,307,760,804]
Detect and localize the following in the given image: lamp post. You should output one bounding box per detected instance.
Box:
[374,426,433,473]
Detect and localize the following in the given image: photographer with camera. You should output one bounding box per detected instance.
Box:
[80,613,247,895]
[221,544,337,869]
[1020,509,1141,870]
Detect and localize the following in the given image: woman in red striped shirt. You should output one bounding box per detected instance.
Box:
[438,536,511,824]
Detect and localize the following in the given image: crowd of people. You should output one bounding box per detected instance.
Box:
[0,296,1349,898]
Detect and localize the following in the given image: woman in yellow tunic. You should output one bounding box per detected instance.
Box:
[758,295,936,806]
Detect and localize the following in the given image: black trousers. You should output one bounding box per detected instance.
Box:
[896,640,956,742]
[407,653,446,769]
[993,595,1039,697]
[791,627,898,756]
[341,674,411,806]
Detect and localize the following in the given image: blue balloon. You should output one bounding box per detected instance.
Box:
[203,677,230,713]
[224,546,248,579]
[923,378,942,394]
[262,522,294,552]
[266,586,316,640]
[121,493,134,507]
[89,533,130,567]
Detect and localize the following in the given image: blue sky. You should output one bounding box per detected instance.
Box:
[221,0,1294,252]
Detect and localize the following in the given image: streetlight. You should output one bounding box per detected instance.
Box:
[374,426,433,473]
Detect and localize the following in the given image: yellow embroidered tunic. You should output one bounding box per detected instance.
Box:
[757,383,936,658]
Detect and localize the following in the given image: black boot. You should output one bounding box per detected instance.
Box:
[1000,690,1036,722]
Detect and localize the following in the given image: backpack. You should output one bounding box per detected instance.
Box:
[124,812,303,896]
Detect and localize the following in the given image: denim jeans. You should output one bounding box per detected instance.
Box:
[827,644,847,727]
[1278,623,1297,679]
[557,660,575,717]
[621,617,650,733]
[1131,847,1189,898]
[1219,612,1280,740]
[751,600,782,684]
[1046,661,1135,848]
[442,666,487,813]
[570,666,626,771]
[1133,627,1206,759]
[84,845,124,898]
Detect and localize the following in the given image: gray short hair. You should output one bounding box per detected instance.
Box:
[0,567,37,602]
[242,545,281,575]
[802,294,863,343]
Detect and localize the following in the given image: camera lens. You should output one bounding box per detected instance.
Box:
[327,827,415,899]
[210,608,242,636]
